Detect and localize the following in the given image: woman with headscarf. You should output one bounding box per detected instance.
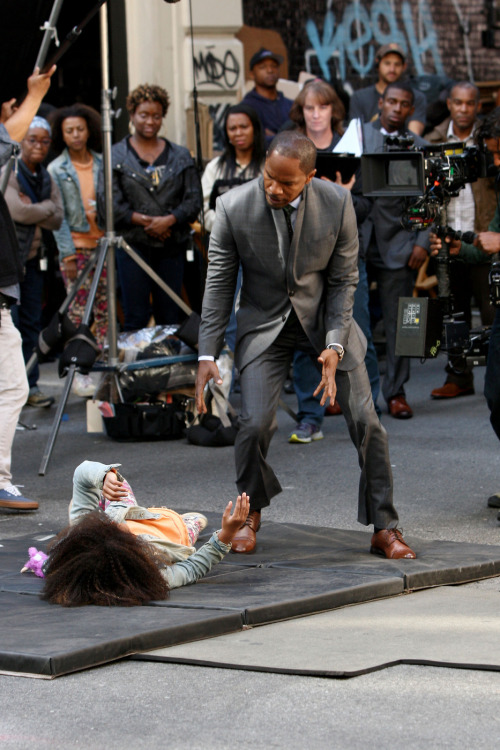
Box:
[5,115,63,407]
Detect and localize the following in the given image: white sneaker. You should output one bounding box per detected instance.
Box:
[72,372,96,398]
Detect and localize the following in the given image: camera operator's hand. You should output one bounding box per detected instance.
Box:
[429,233,461,257]
[475,231,500,255]
[408,244,428,269]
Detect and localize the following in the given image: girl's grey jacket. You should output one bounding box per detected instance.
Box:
[68,460,231,590]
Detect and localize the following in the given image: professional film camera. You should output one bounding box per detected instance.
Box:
[361,137,498,365]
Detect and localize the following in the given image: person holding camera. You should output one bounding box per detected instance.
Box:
[426,82,497,400]
[429,108,500,514]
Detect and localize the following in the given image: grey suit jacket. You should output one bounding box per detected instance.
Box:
[360,121,431,269]
[199,175,367,372]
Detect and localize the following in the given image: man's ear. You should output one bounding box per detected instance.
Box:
[378,96,384,113]
[305,168,317,185]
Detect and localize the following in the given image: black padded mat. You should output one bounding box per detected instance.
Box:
[0,592,243,678]
[2,521,500,677]
[151,567,404,624]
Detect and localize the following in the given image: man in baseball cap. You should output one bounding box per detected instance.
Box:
[249,47,284,70]
[375,43,406,64]
[349,42,427,135]
[242,47,293,143]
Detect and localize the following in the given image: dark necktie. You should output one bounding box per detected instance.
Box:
[282,204,295,242]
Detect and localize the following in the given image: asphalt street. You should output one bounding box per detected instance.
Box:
[0,354,499,749]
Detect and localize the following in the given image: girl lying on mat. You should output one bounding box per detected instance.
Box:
[37,461,249,606]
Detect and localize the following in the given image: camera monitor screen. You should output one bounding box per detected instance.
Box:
[387,157,421,188]
[361,151,425,197]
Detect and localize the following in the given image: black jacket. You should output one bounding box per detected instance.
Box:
[97,136,202,254]
[0,126,23,288]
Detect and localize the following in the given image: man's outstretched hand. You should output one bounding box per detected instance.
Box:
[218,492,250,545]
[313,348,339,407]
[195,360,222,413]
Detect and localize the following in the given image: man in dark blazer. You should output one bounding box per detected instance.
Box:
[195,131,415,559]
[360,82,431,419]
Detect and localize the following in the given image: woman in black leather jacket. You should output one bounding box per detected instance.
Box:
[98,84,202,330]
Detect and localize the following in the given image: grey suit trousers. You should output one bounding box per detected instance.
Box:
[235,311,399,529]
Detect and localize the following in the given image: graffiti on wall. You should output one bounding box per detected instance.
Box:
[305,0,444,81]
[193,48,240,90]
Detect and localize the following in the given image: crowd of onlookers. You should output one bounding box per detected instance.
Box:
[1,40,500,513]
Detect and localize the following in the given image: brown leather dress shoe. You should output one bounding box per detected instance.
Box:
[370,528,416,559]
[325,402,342,416]
[431,382,474,399]
[388,395,413,419]
[231,510,261,554]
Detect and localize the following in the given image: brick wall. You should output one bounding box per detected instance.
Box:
[242,0,500,88]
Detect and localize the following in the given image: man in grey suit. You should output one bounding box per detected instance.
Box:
[195,131,415,559]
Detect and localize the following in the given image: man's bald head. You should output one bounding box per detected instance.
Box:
[267,131,317,175]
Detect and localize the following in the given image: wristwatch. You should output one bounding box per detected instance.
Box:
[327,343,345,361]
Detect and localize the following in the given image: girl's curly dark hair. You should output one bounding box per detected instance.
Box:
[49,104,102,155]
[126,84,170,116]
[42,511,169,606]
[289,79,346,137]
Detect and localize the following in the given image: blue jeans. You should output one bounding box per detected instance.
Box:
[117,244,186,331]
[11,257,44,389]
[484,307,500,441]
[293,349,324,427]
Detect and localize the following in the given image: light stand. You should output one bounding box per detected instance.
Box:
[0,0,66,195]
[38,0,200,474]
